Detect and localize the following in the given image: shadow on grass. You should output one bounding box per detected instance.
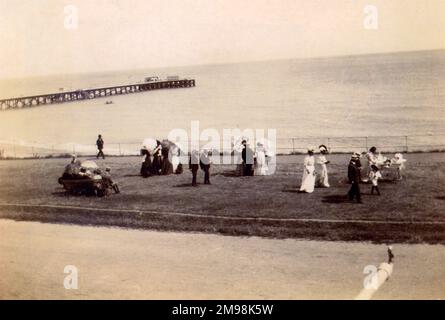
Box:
[282,187,298,193]
[322,195,350,203]
[216,170,240,177]
[173,183,196,188]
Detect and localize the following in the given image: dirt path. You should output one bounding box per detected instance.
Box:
[0,219,444,299]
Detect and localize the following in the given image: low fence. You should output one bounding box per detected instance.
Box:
[0,134,444,159]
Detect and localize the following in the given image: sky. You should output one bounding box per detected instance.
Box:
[0,0,444,79]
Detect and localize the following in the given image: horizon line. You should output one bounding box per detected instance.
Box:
[1,47,444,81]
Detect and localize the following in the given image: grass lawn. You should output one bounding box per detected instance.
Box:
[0,153,444,243]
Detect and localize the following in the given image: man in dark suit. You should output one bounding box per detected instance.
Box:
[189,149,200,186]
[348,152,363,203]
[200,149,211,184]
[96,134,105,159]
[241,140,255,176]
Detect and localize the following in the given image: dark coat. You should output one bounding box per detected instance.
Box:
[242,145,254,165]
[199,153,211,171]
[96,138,104,149]
[348,160,361,184]
[189,153,200,171]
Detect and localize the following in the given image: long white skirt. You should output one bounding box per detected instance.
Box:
[299,166,315,193]
[255,151,268,175]
[318,164,330,187]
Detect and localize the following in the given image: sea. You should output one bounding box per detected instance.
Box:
[0,50,444,157]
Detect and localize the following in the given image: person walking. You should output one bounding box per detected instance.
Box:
[96,134,105,159]
[299,147,316,193]
[348,152,363,203]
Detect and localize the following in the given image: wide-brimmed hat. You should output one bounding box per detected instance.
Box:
[319,145,328,153]
[307,146,315,152]
[351,151,361,159]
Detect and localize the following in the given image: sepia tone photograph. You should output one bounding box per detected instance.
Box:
[0,0,444,305]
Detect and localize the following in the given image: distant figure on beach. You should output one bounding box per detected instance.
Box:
[317,145,330,188]
[242,140,255,176]
[369,165,382,195]
[391,153,407,180]
[255,142,268,176]
[189,149,200,186]
[348,152,363,203]
[200,149,212,185]
[299,147,316,193]
[96,134,105,159]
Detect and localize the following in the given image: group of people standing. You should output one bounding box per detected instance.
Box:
[299,145,330,193]
[299,145,407,204]
[188,139,273,187]
[236,139,273,177]
[140,139,183,177]
[94,134,407,200]
[189,149,212,186]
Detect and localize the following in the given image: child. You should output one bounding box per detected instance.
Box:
[369,165,382,195]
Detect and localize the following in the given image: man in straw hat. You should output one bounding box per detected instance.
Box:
[348,152,363,203]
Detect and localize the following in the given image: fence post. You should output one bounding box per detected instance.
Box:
[405,136,408,153]
[327,137,330,151]
[292,138,295,154]
[365,136,368,152]
[73,144,76,155]
[118,143,121,156]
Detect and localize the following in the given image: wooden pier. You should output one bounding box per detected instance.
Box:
[0,78,195,111]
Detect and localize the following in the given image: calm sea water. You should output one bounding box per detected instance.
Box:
[0,50,444,155]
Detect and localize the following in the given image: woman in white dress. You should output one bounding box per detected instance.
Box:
[317,144,330,187]
[299,147,316,193]
[255,142,268,175]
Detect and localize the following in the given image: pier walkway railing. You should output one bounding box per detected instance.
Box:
[0,79,196,111]
[1,134,444,159]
